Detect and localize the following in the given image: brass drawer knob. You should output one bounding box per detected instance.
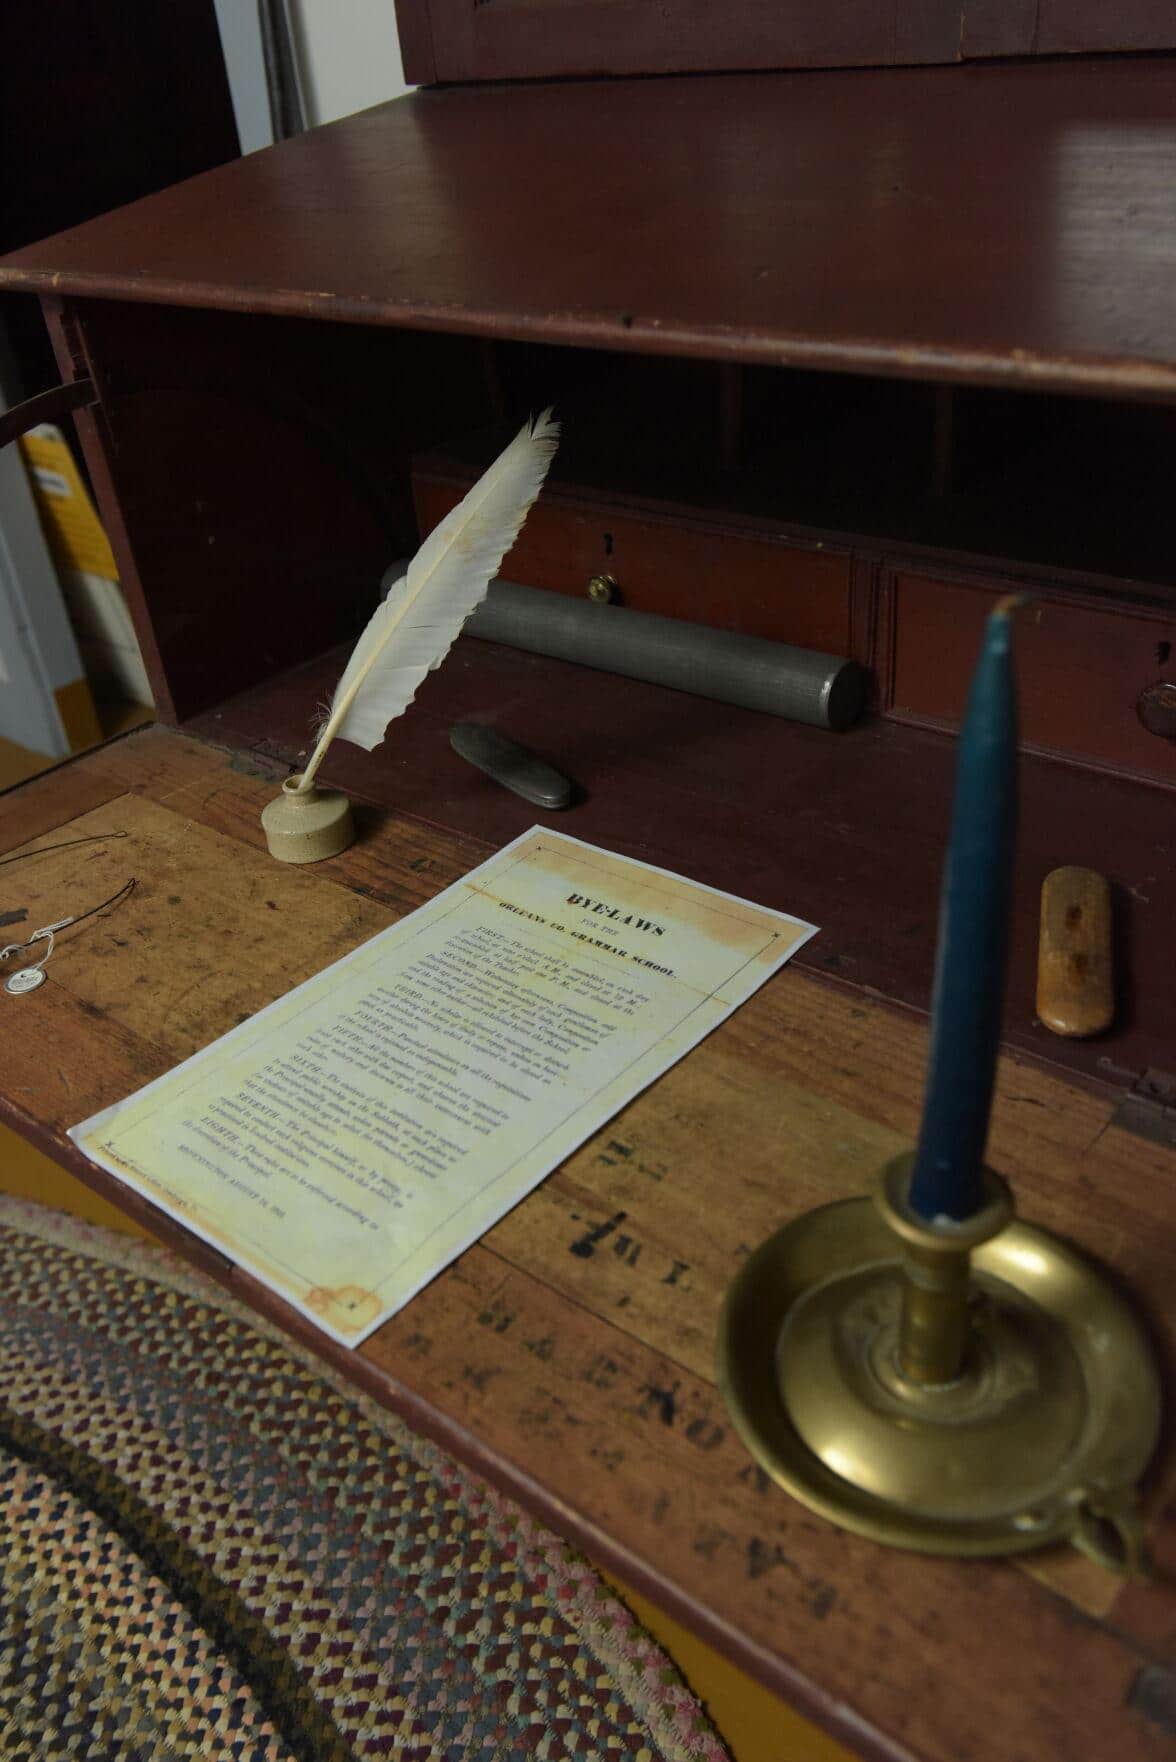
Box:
[586,574,617,604]
[1137,680,1176,739]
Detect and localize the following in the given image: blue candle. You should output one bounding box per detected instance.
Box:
[908,600,1019,1222]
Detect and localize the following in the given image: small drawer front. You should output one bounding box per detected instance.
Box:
[414,472,856,656]
[889,570,1176,786]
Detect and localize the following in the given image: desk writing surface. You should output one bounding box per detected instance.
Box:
[2,60,1176,400]
[1,727,1173,1762]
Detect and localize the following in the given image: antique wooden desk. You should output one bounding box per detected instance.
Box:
[1,48,1175,1762]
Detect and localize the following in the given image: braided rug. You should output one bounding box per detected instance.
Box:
[0,1196,730,1762]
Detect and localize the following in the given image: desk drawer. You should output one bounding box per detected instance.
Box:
[886,568,1176,786]
[414,467,858,656]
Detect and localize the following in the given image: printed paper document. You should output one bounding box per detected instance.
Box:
[72,828,816,1345]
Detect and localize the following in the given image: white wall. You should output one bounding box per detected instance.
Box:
[211,0,275,154]
[288,0,410,126]
[214,0,411,149]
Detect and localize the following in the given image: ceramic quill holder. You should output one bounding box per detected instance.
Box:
[260,410,561,865]
[261,776,355,865]
[719,603,1161,1572]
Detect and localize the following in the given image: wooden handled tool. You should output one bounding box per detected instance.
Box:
[1036,866,1114,1038]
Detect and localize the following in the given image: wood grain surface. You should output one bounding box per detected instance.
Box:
[4,61,1176,400]
[0,726,1173,1762]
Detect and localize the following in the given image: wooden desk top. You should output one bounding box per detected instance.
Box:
[2,726,1173,1762]
[3,60,1176,401]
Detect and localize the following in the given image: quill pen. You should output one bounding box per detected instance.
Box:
[297,409,559,792]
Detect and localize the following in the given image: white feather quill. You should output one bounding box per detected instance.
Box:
[296,410,559,792]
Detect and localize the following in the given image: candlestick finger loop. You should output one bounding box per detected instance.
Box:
[1071,1490,1149,1580]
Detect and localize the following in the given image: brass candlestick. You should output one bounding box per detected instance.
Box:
[718,1152,1160,1571]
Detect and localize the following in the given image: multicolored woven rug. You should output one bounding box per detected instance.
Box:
[0,1196,730,1762]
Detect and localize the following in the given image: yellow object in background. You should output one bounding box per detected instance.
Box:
[0,1124,151,1240]
[20,424,119,580]
[19,425,153,709]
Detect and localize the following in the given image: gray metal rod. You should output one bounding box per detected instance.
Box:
[384,565,868,731]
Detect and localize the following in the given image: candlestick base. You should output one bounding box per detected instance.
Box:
[717,1153,1160,1571]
